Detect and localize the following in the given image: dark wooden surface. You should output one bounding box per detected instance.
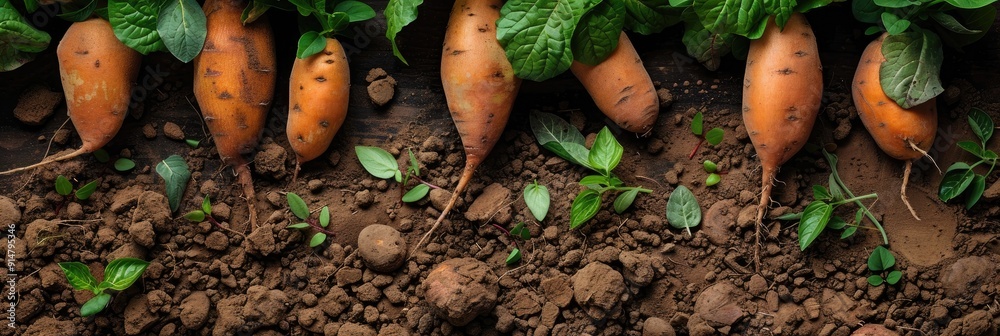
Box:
[1,2,998,190]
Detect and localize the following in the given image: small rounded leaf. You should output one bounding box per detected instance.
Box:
[705,173,721,187]
[55,175,72,196]
[81,293,112,317]
[114,158,135,171]
[505,248,522,265]
[703,160,717,173]
[184,210,206,222]
[286,223,310,229]
[402,184,430,203]
[319,206,330,227]
[867,275,884,287]
[886,270,902,285]
[309,232,327,247]
[92,149,110,163]
[75,180,98,200]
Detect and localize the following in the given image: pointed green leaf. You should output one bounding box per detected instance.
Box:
[287,193,310,220]
[75,180,98,200]
[939,168,975,202]
[868,246,895,271]
[355,146,399,179]
[828,216,847,230]
[408,148,420,176]
[570,189,602,230]
[505,248,522,265]
[109,0,166,54]
[384,0,422,64]
[309,232,327,247]
[614,189,640,214]
[81,293,112,317]
[968,108,993,145]
[99,258,149,291]
[201,195,211,214]
[667,185,701,236]
[185,139,200,148]
[58,262,98,291]
[958,141,985,158]
[589,127,624,176]
[184,210,205,222]
[828,174,844,201]
[55,175,72,196]
[524,182,550,221]
[691,111,704,136]
[402,184,430,203]
[812,185,831,201]
[286,223,310,229]
[319,206,330,227]
[798,201,833,250]
[155,155,191,213]
[296,31,327,59]
[776,212,802,221]
[880,29,945,108]
[965,174,986,209]
[841,225,858,239]
[157,0,207,63]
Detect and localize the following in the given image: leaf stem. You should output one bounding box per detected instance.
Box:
[489,223,519,249]
[307,219,336,236]
[613,186,653,193]
[824,150,888,245]
[832,193,878,206]
[688,138,705,159]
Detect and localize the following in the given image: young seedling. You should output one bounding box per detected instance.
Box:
[185,139,201,149]
[939,108,995,209]
[867,246,902,287]
[530,112,652,230]
[666,185,701,236]
[356,146,441,203]
[113,158,135,172]
[156,155,190,214]
[777,150,886,250]
[284,193,335,247]
[703,160,722,187]
[689,111,725,159]
[488,221,533,265]
[183,195,239,236]
[57,258,149,317]
[523,181,550,221]
[53,175,98,216]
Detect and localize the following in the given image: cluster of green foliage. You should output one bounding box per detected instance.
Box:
[939,108,996,209]
[285,193,335,247]
[54,175,98,201]
[58,258,149,317]
[356,146,432,203]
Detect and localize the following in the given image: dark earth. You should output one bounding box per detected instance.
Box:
[1,1,999,335]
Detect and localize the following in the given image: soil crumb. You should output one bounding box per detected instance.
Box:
[163,122,185,140]
[14,86,62,126]
[366,68,396,107]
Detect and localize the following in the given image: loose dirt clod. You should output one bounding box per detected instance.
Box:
[421,258,499,326]
[358,224,407,273]
[13,86,62,126]
[368,78,396,107]
[572,262,627,320]
[163,122,185,140]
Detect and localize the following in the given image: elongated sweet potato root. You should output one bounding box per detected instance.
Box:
[412,0,521,255]
[852,33,938,220]
[1,18,140,175]
[744,13,823,269]
[570,32,659,135]
[287,37,350,181]
[194,0,276,228]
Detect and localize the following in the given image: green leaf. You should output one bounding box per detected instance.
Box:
[852,0,881,24]
[622,0,682,35]
[693,0,768,37]
[828,174,844,201]
[794,0,835,12]
[309,232,327,247]
[81,293,112,317]
[886,270,902,285]
[287,193,310,220]
[703,160,717,173]
[965,174,986,209]
[56,0,97,22]
[614,189,640,214]
[184,210,205,222]
[402,184,430,203]
[705,173,721,187]
[157,0,206,63]
[155,155,190,213]
[682,20,732,71]
[114,158,135,172]
[408,149,420,176]
[881,12,910,35]
[99,258,149,291]
[867,274,885,286]
[691,111,703,135]
[529,111,592,168]
[968,108,993,145]
[296,31,326,59]
[55,175,72,196]
[524,182,550,221]
[0,0,51,71]
[496,0,602,82]
[572,0,625,66]
[798,201,833,250]
[570,189,602,229]
[945,0,998,9]
[931,12,981,34]
[394,170,402,183]
[589,127,624,176]
[958,141,985,158]
[936,6,995,49]
[185,139,200,148]
[840,225,858,239]
[58,262,98,291]
[705,128,724,146]
[874,0,919,8]
[505,248,522,265]
[666,185,701,236]
[579,175,608,187]
[812,185,831,201]
[93,149,110,163]
[868,246,896,271]
[865,26,883,35]
[24,0,39,12]
[201,195,211,214]
[384,0,422,64]
[240,0,273,24]
[75,180,98,200]
[319,206,330,227]
[510,222,526,239]
[334,0,375,22]
[286,223,310,229]
[939,167,974,202]
[355,146,400,179]
[828,216,847,230]
[880,29,945,108]
[109,0,166,54]
[764,0,796,28]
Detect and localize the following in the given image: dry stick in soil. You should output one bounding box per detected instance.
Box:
[411,0,521,256]
[193,0,277,228]
[743,13,823,272]
[851,32,938,221]
[1,18,140,175]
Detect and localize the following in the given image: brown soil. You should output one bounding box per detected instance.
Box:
[1,3,999,336]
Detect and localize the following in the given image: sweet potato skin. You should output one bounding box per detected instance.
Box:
[440,0,521,168]
[852,33,937,161]
[287,37,350,164]
[570,32,659,135]
[743,13,823,170]
[58,17,141,152]
[194,0,276,165]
